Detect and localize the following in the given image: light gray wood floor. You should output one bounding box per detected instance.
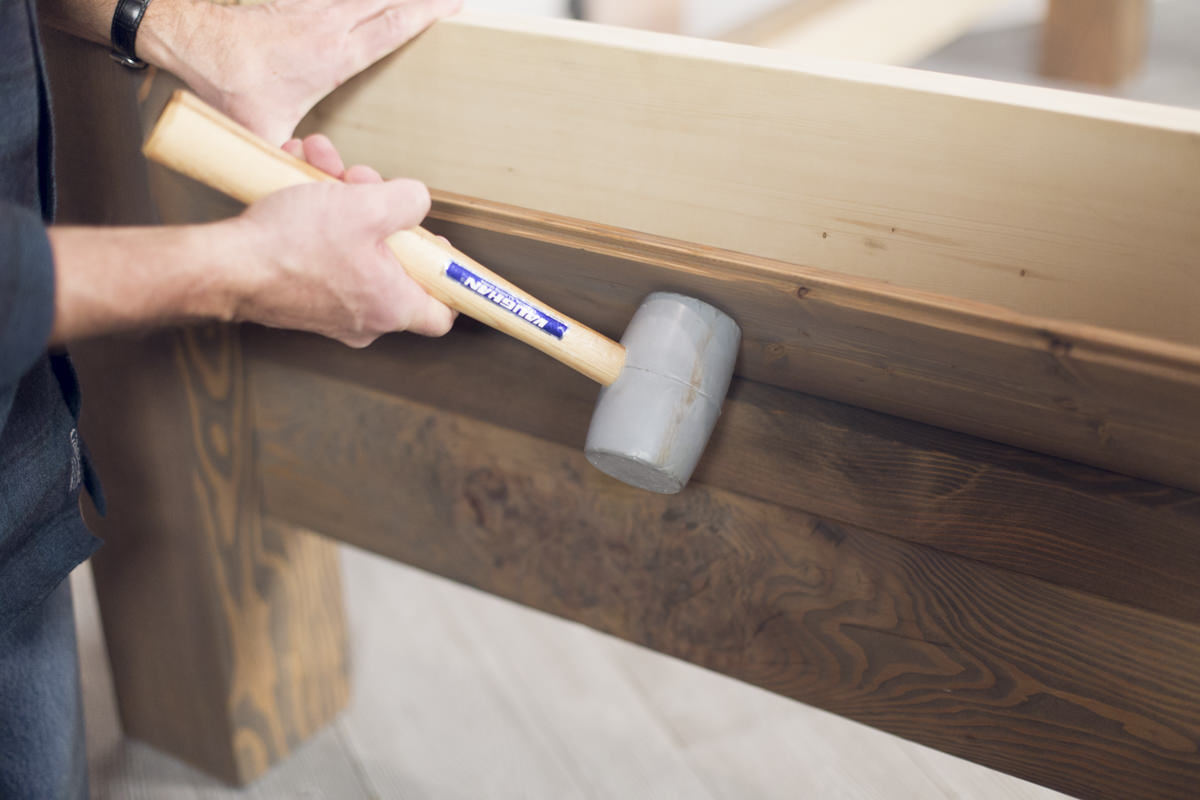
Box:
[72,1,1198,797]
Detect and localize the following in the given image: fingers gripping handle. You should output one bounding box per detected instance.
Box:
[143,90,627,386]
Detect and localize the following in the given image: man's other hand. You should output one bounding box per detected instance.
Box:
[142,0,463,144]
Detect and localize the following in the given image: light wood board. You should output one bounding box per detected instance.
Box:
[305,11,1200,345]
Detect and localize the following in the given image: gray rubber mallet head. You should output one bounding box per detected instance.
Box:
[585,293,741,494]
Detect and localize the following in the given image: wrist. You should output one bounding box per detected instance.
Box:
[186,218,266,325]
[214,215,274,326]
[138,0,233,101]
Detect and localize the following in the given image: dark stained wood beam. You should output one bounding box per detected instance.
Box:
[73,328,350,785]
[249,357,1200,800]
[246,323,1200,628]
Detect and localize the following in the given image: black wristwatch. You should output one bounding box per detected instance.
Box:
[110,0,154,69]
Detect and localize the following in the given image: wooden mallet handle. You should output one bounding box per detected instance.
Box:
[143,90,627,385]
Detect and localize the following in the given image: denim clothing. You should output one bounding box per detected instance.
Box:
[1,0,101,633]
[0,579,88,799]
[2,0,102,796]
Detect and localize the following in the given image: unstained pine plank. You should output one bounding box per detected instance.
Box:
[308,11,1200,345]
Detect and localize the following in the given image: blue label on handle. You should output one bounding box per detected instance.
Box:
[445,261,568,340]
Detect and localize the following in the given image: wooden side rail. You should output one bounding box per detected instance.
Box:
[245,323,1200,800]
[307,12,1200,346]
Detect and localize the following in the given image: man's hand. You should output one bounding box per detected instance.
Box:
[234,134,456,345]
[49,136,455,346]
[43,0,462,144]
[148,0,463,143]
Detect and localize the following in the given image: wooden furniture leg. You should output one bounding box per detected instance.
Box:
[1041,0,1150,86]
[72,327,350,784]
[41,33,351,784]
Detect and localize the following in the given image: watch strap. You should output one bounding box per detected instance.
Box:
[110,0,153,69]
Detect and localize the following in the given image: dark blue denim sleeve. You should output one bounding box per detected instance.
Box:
[0,200,54,390]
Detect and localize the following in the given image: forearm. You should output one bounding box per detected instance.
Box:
[43,152,450,348]
[48,221,248,344]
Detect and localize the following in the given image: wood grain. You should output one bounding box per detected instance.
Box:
[1042,0,1150,86]
[72,328,350,784]
[305,11,1200,344]
[245,323,1200,627]
[417,194,1200,495]
[249,359,1200,800]
[72,564,374,800]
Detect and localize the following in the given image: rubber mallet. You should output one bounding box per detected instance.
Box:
[143,91,740,493]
